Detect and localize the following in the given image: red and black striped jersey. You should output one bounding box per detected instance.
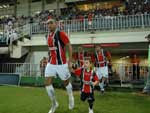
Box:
[94,50,111,67]
[74,68,98,93]
[47,30,69,65]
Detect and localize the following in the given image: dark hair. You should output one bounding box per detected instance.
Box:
[84,57,92,63]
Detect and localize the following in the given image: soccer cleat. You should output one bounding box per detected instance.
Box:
[48,102,59,113]
[89,108,94,113]
[69,96,74,110]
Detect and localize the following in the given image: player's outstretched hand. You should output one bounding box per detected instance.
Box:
[68,61,73,71]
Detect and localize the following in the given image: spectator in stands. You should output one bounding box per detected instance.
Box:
[88,12,93,33]
[79,14,84,31]
[45,18,74,113]
[5,20,19,45]
[1,0,150,28]
[130,54,140,80]
[5,20,13,44]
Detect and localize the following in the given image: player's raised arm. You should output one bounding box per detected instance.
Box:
[71,68,82,77]
[92,72,99,87]
[66,41,73,69]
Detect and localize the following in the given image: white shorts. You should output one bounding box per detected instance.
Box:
[45,63,71,80]
[96,66,108,79]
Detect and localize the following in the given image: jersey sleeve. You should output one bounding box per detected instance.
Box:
[59,31,70,45]
[93,72,99,81]
[74,68,82,77]
[91,53,96,63]
[106,51,111,60]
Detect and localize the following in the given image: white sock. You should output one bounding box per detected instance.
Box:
[66,82,74,109]
[46,85,57,104]
[66,82,73,98]
[99,82,104,90]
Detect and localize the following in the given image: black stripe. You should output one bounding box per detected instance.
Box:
[95,52,107,67]
[54,31,65,65]
[58,31,65,49]
[95,52,99,67]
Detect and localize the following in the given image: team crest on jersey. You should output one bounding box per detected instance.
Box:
[85,73,91,76]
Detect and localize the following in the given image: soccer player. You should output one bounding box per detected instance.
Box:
[72,57,99,113]
[94,45,111,94]
[45,18,74,113]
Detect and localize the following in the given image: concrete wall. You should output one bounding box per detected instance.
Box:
[17,0,67,16]
[0,0,67,17]
[25,51,48,64]
[17,0,29,16]
[24,30,149,46]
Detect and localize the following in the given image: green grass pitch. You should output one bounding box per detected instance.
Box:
[0,86,150,113]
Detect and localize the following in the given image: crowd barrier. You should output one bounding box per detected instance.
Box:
[0,63,148,84]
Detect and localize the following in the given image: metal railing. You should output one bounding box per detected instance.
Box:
[112,63,148,86]
[30,14,150,34]
[0,63,40,77]
[8,24,31,44]
[0,24,31,44]
[0,63,148,85]
[1,14,150,44]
